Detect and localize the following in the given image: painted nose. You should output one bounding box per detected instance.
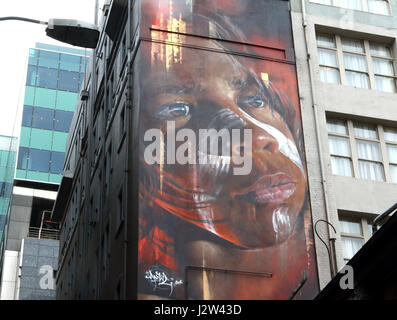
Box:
[230,130,278,162]
[252,132,279,154]
[232,131,278,155]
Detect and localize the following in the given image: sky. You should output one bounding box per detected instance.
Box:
[0,0,105,138]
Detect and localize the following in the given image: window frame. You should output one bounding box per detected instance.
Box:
[327,119,353,177]
[383,128,397,182]
[310,0,391,16]
[327,118,397,183]
[317,33,397,92]
[317,34,341,84]
[370,43,397,92]
[339,216,374,262]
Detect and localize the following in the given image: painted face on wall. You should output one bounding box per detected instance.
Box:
[140,41,307,248]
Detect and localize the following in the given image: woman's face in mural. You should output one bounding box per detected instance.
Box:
[141,42,307,248]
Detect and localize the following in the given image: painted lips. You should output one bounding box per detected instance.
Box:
[233,172,296,204]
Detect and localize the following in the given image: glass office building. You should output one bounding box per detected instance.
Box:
[0,136,17,243]
[16,43,89,184]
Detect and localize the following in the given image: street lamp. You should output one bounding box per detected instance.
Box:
[0,16,99,49]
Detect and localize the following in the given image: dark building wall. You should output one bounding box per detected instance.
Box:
[56,0,319,300]
[56,0,131,299]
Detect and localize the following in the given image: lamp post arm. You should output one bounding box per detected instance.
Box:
[0,16,48,25]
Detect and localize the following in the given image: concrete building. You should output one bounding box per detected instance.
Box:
[54,0,397,300]
[0,43,89,300]
[290,0,397,290]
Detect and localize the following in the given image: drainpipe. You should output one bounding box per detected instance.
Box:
[299,0,337,278]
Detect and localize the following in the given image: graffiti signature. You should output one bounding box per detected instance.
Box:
[145,268,183,296]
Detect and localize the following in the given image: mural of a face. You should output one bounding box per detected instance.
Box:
[140,42,307,248]
[137,0,318,300]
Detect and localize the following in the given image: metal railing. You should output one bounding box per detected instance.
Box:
[28,227,60,240]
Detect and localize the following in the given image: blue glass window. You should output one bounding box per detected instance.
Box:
[79,73,86,88]
[0,182,6,197]
[22,105,33,127]
[58,70,80,92]
[38,51,59,69]
[80,57,89,73]
[29,149,50,172]
[26,65,37,86]
[54,110,74,132]
[28,49,39,65]
[32,107,54,130]
[0,182,12,197]
[17,147,29,170]
[0,215,6,231]
[37,67,58,90]
[60,54,81,72]
[50,151,65,174]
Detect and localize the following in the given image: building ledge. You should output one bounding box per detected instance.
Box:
[51,171,74,222]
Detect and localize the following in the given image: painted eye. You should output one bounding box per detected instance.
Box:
[238,95,265,109]
[153,102,191,120]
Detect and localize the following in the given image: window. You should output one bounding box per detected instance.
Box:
[0,215,7,230]
[29,149,51,172]
[60,53,81,72]
[317,33,396,92]
[17,147,29,170]
[317,34,340,84]
[371,43,396,93]
[28,49,39,65]
[0,182,8,197]
[22,105,33,127]
[339,219,364,261]
[327,118,397,182]
[354,123,384,181]
[327,119,353,176]
[32,107,54,130]
[80,57,89,73]
[26,65,37,86]
[339,216,377,262]
[384,127,397,182]
[38,50,59,69]
[58,70,80,92]
[54,110,74,132]
[310,0,390,15]
[50,151,65,174]
[367,0,390,15]
[342,38,369,89]
[37,67,58,90]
